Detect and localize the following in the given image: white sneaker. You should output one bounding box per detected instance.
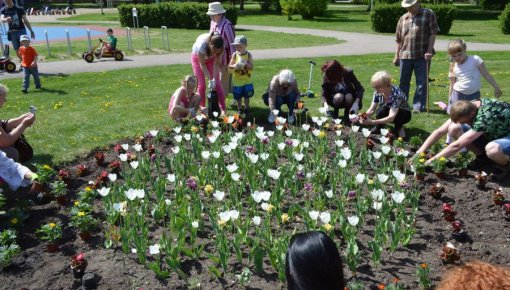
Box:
[288,113,295,124]
[267,112,275,123]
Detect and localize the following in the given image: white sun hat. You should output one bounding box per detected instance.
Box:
[206,2,226,16]
[401,0,418,8]
[278,69,296,85]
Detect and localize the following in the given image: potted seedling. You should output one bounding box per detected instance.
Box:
[76,164,88,177]
[366,138,376,150]
[474,171,488,188]
[431,157,448,179]
[439,242,460,264]
[92,170,108,189]
[0,229,21,269]
[35,222,62,252]
[442,203,456,222]
[451,219,466,238]
[70,253,88,279]
[492,188,505,206]
[452,152,474,177]
[70,211,97,241]
[502,204,510,221]
[50,180,68,206]
[428,183,444,199]
[94,152,105,166]
[429,143,445,159]
[412,153,427,181]
[409,136,423,152]
[31,164,56,194]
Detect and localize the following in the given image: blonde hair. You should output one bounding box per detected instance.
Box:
[437,261,510,290]
[448,39,467,55]
[450,100,477,123]
[370,71,392,88]
[0,84,8,96]
[183,75,197,92]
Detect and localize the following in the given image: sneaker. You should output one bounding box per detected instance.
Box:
[412,103,421,113]
[288,113,295,124]
[243,108,250,116]
[35,86,42,89]
[489,164,510,182]
[267,112,275,123]
[21,89,27,94]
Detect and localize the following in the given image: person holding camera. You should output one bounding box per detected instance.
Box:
[0,84,35,162]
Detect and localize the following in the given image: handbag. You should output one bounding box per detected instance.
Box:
[1,120,34,163]
[14,134,34,163]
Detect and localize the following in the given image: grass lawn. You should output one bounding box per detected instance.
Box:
[1,51,509,165]
[31,28,341,61]
[238,4,509,44]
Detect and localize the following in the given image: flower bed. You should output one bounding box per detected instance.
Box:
[0,114,509,289]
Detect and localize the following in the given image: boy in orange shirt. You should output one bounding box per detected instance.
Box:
[19,34,41,93]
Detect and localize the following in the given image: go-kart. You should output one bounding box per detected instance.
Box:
[82,39,124,63]
[0,45,16,73]
[0,57,16,73]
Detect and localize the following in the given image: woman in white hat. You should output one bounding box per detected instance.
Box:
[207,2,235,99]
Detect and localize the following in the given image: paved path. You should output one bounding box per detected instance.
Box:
[2,22,510,79]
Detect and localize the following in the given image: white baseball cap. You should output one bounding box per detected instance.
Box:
[20,35,30,42]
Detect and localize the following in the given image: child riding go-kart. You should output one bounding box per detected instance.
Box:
[82,28,123,63]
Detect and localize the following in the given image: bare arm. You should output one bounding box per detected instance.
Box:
[0,115,34,147]
[417,118,452,155]
[21,15,35,39]
[478,62,502,97]
[424,34,436,60]
[198,53,211,81]
[425,130,483,165]
[245,52,253,71]
[364,102,378,116]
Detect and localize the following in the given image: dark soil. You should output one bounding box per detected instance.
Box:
[1,128,509,290]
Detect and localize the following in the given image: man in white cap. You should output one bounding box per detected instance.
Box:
[393,0,439,113]
[207,2,236,102]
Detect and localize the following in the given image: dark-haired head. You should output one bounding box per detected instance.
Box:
[286,231,345,290]
[206,33,224,57]
[321,60,345,84]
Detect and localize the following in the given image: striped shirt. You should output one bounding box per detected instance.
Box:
[210,16,235,66]
[395,7,439,60]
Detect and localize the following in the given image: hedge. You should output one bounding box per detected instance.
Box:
[480,0,509,10]
[117,2,238,29]
[499,3,510,34]
[370,3,456,35]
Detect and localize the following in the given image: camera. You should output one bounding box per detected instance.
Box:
[30,105,37,115]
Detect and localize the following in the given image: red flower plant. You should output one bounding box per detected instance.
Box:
[70,253,87,278]
[109,160,121,174]
[58,169,70,180]
[492,188,505,206]
[366,138,376,150]
[429,183,444,199]
[439,242,460,264]
[474,171,487,187]
[451,220,464,235]
[94,152,105,166]
[502,203,510,220]
[148,144,155,156]
[442,203,456,222]
[113,144,125,154]
[76,164,88,177]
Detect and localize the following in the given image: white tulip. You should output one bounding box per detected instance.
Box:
[278,143,286,151]
[119,153,128,162]
[121,144,129,151]
[226,163,238,173]
[319,212,331,224]
[173,127,182,134]
[371,189,384,201]
[381,145,391,155]
[348,216,359,226]
[167,174,176,183]
[133,144,142,152]
[309,210,320,221]
[379,136,389,145]
[212,151,220,159]
[352,125,360,132]
[377,174,389,183]
[285,130,292,137]
[373,201,382,211]
[392,170,406,183]
[174,135,183,143]
[108,173,117,182]
[191,221,199,229]
[213,190,225,201]
[372,151,382,160]
[231,173,241,181]
[325,189,333,198]
[252,216,261,226]
[260,153,269,160]
[211,121,219,128]
[98,187,110,197]
[130,161,139,169]
[184,133,191,141]
[355,173,365,184]
[362,128,371,138]
[380,128,389,136]
[341,148,352,160]
[149,130,159,137]
[302,124,310,131]
[392,191,405,204]
[335,140,345,148]
[172,146,180,154]
[294,153,304,162]
[338,159,347,168]
[267,169,281,180]
[201,151,210,160]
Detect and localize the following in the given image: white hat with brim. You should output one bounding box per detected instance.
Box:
[401,0,418,8]
[206,2,226,16]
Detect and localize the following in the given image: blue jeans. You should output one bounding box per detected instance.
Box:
[399,58,427,111]
[22,66,41,90]
[8,30,27,51]
[275,92,297,116]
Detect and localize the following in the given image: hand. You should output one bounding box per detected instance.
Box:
[392,57,400,67]
[30,61,37,68]
[30,31,35,39]
[424,52,433,61]
[5,17,12,24]
[350,101,359,114]
[21,113,35,127]
[235,62,244,70]
[359,117,372,125]
[495,88,502,98]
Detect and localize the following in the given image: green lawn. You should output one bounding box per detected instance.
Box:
[1,51,508,165]
[31,28,342,61]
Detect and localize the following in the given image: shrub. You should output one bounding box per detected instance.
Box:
[118,2,238,29]
[480,0,509,10]
[257,0,281,12]
[371,3,456,34]
[280,0,328,19]
[499,3,510,34]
